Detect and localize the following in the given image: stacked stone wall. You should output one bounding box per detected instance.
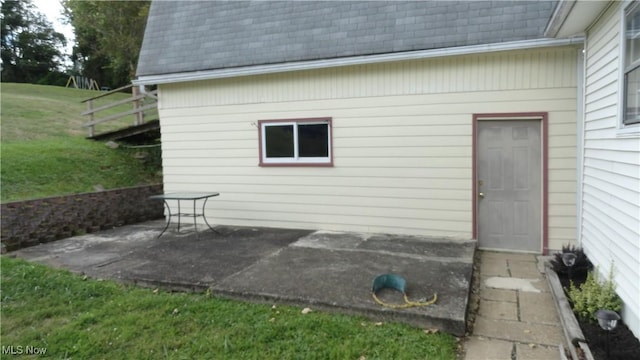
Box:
[1,184,164,252]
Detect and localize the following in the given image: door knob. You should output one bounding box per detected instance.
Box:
[478,192,485,198]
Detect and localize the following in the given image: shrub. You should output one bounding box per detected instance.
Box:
[568,265,622,323]
[549,244,593,277]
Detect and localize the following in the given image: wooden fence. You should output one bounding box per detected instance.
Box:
[82,84,158,138]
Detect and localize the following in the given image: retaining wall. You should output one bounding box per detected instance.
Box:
[1,184,164,252]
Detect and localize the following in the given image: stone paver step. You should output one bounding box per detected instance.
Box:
[463,251,565,360]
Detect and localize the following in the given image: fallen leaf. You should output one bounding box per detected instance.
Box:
[301,308,312,314]
[359,356,366,360]
[528,343,536,348]
[172,308,179,315]
[272,305,277,310]
[423,329,439,334]
[269,317,276,322]
[374,322,383,326]
[153,288,159,294]
[524,329,531,334]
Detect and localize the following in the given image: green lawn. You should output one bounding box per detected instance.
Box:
[1,257,459,359]
[0,137,160,202]
[0,83,161,202]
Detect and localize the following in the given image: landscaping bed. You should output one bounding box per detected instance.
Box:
[549,248,640,360]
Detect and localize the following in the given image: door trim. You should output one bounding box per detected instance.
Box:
[472,112,549,254]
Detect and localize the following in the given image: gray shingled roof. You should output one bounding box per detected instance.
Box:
[137,1,557,77]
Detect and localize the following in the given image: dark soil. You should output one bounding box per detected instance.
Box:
[556,271,640,360]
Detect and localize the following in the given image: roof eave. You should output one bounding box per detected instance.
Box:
[133,38,584,86]
[545,0,611,38]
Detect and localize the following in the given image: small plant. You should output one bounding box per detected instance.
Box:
[550,244,593,277]
[568,264,622,323]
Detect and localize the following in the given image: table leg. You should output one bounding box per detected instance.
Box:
[193,199,197,233]
[157,199,172,238]
[177,199,181,232]
[202,197,220,234]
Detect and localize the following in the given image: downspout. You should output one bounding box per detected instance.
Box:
[576,43,586,247]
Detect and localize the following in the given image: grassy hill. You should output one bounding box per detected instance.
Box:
[1,83,135,142]
[1,83,162,202]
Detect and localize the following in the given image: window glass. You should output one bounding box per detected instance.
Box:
[259,118,332,165]
[626,7,640,66]
[625,65,640,123]
[626,4,640,125]
[298,124,329,157]
[265,125,294,158]
[625,8,640,65]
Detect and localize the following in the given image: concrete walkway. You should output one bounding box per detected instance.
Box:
[463,251,565,360]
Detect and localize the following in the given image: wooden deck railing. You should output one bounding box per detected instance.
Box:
[82,84,158,138]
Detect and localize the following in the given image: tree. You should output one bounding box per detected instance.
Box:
[1,0,67,84]
[63,0,149,89]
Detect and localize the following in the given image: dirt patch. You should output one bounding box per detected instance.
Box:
[459,250,481,358]
[465,249,481,335]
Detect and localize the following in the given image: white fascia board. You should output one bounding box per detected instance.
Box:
[545,0,611,38]
[133,37,584,86]
[544,0,577,37]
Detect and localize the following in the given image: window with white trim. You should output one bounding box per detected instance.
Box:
[259,118,332,166]
[624,2,640,126]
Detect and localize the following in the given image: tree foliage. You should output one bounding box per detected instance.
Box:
[63,0,149,89]
[1,0,67,84]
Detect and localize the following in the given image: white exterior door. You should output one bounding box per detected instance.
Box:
[477,120,542,252]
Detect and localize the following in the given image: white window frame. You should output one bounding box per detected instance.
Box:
[619,1,640,134]
[259,117,333,166]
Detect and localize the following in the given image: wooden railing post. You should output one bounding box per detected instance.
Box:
[132,86,143,126]
[139,86,146,125]
[87,99,95,137]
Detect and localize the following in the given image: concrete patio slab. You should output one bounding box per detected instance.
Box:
[10,220,475,336]
[213,231,474,335]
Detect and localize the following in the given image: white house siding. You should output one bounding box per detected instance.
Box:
[157,46,579,250]
[582,2,640,338]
